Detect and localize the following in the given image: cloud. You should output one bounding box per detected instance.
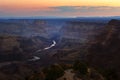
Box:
[0,6,120,17]
[45,6,120,16]
[49,6,120,13]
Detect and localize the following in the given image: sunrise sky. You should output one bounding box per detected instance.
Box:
[0,0,120,18]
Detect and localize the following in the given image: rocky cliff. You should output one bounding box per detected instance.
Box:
[87,19,120,80]
[0,20,50,38]
[0,35,50,62]
[60,21,105,43]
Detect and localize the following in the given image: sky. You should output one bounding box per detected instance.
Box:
[0,0,120,18]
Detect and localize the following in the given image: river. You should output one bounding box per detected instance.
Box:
[28,40,56,61]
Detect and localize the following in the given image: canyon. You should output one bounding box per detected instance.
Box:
[0,18,120,80]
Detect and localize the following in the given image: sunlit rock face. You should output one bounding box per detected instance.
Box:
[87,19,120,79]
[60,21,105,43]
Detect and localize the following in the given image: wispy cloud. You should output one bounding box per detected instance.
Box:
[0,6,120,17]
[49,6,120,12]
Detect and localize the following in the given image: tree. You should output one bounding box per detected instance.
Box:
[73,60,88,75]
[44,64,64,80]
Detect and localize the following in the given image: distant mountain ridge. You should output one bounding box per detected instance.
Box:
[0,20,50,38]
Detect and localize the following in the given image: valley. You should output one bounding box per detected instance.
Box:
[0,18,120,80]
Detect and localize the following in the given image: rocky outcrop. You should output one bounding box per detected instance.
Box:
[87,19,120,80]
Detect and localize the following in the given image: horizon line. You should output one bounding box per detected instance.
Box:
[0,16,120,19]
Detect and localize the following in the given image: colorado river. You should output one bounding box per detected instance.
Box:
[28,40,56,61]
[28,56,40,61]
[44,40,56,50]
[0,40,56,68]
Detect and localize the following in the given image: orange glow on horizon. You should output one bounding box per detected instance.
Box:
[1,0,120,8]
[0,0,120,17]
